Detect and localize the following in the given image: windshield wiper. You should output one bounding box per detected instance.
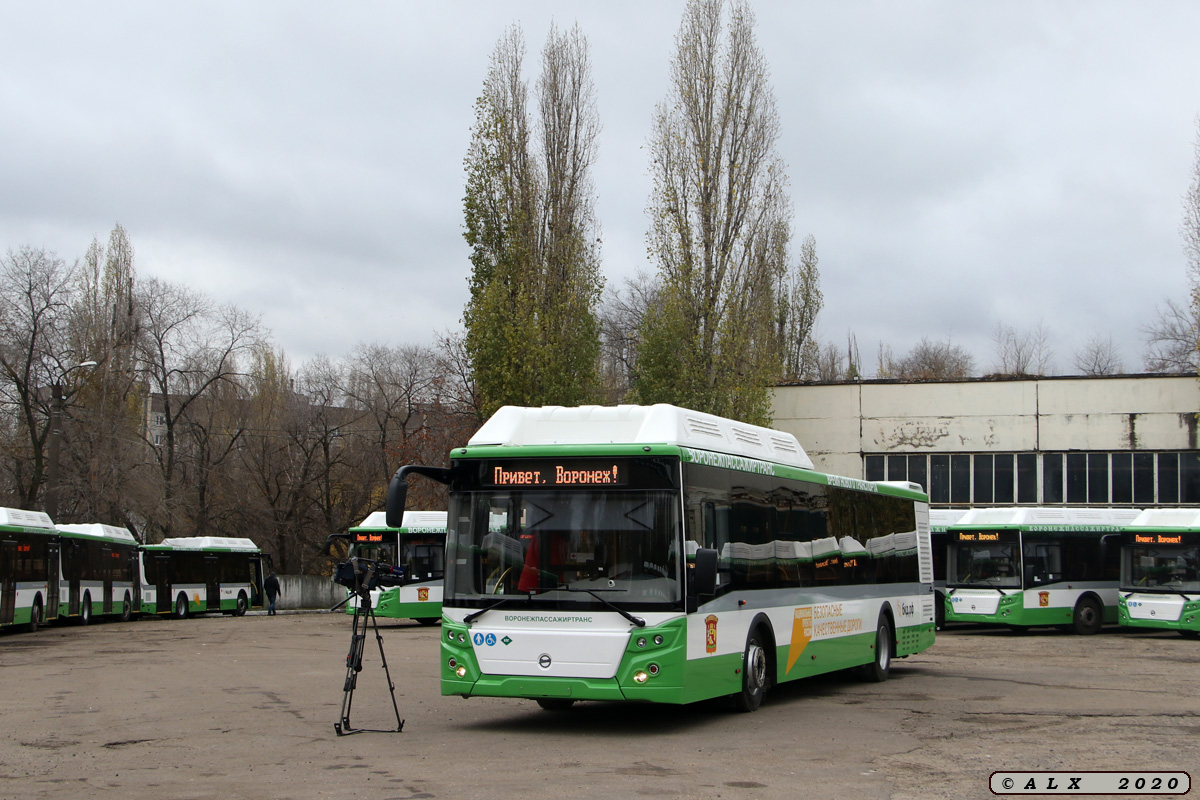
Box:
[558,585,646,628]
[463,594,530,624]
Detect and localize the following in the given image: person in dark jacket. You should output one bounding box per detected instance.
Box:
[264,573,282,615]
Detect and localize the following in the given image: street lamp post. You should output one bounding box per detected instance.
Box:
[43,361,98,521]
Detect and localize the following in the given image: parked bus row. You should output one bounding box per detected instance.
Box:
[931,506,1199,638]
[0,506,270,633]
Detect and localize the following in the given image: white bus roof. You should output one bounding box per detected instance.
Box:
[0,507,55,531]
[469,404,814,471]
[356,510,447,530]
[1128,508,1200,528]
[954,507,1142,528]
[57,523,139,545]
[929,509,968,530]
[158,536,260,551]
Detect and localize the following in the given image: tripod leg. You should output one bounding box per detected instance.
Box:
[368,605,405,732]
[336,602,368,735]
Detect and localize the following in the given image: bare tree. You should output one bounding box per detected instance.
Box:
[343,342,438,486]
[1074,334,1124,376]
[597,270,660,403]
[882,336,975,381]
[1142,298,1198,373]
[991,320,1053,376]
[778,234,823,381]
[136,277,262,540]
[0,247,76,510]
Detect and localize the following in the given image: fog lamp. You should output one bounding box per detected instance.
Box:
[633,670,648,684]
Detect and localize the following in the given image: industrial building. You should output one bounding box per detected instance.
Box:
[771,374,1200,508]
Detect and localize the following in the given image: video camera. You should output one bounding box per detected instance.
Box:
[333,557,407,593]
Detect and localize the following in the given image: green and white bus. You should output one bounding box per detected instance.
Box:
[386,404,935,712]
[341,511,447,625]
[944,507,1139,634]
[0,507,60,632]
[56,523,141,624]
[1117,509,1200,638]
[139,537,267,618]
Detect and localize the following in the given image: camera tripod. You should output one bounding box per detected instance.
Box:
[330,563,404,736]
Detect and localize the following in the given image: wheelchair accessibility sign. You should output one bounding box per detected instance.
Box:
[473,633,498,646]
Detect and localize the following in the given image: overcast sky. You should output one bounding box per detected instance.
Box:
[3,1,1199,377]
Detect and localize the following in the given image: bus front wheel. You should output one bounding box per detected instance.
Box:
[234,592,248,617]
[1071,597,1103,635]
[859,617,893,683]
[174,594,190,620]
[733,629,770,712]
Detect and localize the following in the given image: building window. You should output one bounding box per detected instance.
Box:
[864,450,1200,507]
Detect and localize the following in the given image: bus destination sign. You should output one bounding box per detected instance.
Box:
[485,461,627,488]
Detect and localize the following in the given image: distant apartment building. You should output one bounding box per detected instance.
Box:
[771,374,1200,508]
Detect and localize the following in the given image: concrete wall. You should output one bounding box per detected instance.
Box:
[771,374,1200,479]
[274,574,344,610]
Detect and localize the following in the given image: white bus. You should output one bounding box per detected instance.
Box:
[944,507,1139,634]
[0,507,59,631]
[386,404,935,712]
[340,510,447,625]
[1117,508,1200,638]
[56,523,141,624]
[139,537,267,618]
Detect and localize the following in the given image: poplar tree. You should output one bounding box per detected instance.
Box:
[462,24,604,418]
[636,0,796,425]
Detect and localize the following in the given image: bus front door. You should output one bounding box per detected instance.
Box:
[155,555,172,614]
[204,556,221,611]
[45,542,60,621]
[63,540,81,616]
[1,540,15,625]
[101,545,114,614]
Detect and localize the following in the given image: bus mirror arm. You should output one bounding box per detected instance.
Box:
[321,532,351,557]
[385,465,455,528]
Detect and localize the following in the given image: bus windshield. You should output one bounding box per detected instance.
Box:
[1126,545,1200,592]
[446,488,682,608]
[948,541,1022,588]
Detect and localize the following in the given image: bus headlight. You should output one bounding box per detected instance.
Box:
[456,665,468,678]
[653,635,664,645]
[636,637,647,648]
[633,670,648,684]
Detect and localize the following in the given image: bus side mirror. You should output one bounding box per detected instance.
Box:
[385,471,409,529]
[691,548,718,597]
[385,464,456,527]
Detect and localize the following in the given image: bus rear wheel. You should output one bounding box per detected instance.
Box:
[79,593,92,626]
[29,598,43,633]
[120,593,133,623]
[1071,597,1103,635]
[733,630,769,712]
[858,617,893,683]
[174,593,189,620]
